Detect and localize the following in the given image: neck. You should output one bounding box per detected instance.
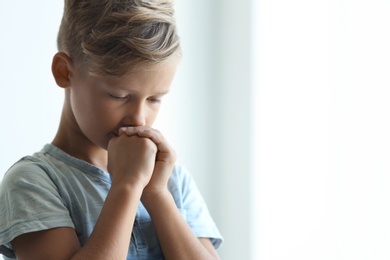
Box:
[52,99,108,172]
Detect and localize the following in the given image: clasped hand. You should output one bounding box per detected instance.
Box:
[107,126,176,197]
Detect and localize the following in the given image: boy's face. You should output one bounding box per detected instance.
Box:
[67,60,178,150]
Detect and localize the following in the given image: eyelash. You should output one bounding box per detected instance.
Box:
[109,94,128,100]
[148,98,161,104]
[109,94,161,103]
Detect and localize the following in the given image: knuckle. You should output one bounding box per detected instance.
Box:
[142,128,153,135]
[140,137,157,151]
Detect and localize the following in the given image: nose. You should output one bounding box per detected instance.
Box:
[121,101,146,127]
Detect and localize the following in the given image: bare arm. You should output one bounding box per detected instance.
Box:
[142,190,220,260]
[126,127,220,260]
[12,134,157,260]
[13,183,143,260]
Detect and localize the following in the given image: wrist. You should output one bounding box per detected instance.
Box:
[141,188,171,209]
[110,180,145,198]
[110,171,151,191]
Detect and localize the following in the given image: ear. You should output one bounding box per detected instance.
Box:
[51,52,73,88]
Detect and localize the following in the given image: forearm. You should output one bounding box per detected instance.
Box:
[71,183,143,260]
[142,191,219,260]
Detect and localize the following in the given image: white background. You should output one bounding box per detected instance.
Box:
[255,0,390,259]
[1,1,390,260]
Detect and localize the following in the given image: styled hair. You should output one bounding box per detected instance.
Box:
[57,0,180,76]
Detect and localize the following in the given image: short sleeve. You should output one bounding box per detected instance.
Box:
[169,164,223,249]
[0,157,75,259]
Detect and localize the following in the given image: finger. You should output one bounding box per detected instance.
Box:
[120,126,142,136]
[120,127,173,155]
[136,128,172,154]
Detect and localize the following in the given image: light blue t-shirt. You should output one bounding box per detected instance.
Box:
[0,144,222,259]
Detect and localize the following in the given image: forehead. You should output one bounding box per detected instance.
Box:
[92,58,179,91]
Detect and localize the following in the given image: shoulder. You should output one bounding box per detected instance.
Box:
[0,154,63,205]
[0,155,77,259]
[0,150,74,209]
[170,163,191,181]
[167,163,205,208]
[1,155,53,187]
[168,163,196,192]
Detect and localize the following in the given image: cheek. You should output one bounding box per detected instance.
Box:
[72,94,118,132]
[93,104,124,130]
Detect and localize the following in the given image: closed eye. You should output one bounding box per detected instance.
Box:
[147,98,162,104]
[109,94,129,100]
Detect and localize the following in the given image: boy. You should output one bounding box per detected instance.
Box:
[0,0,222,259]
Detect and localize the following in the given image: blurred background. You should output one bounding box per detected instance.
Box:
[1,1,390,259]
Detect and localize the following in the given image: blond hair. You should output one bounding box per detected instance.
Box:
[57,0,180,76]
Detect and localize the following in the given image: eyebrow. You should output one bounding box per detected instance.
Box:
[107,86,170,96]
[155,90,170,95]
